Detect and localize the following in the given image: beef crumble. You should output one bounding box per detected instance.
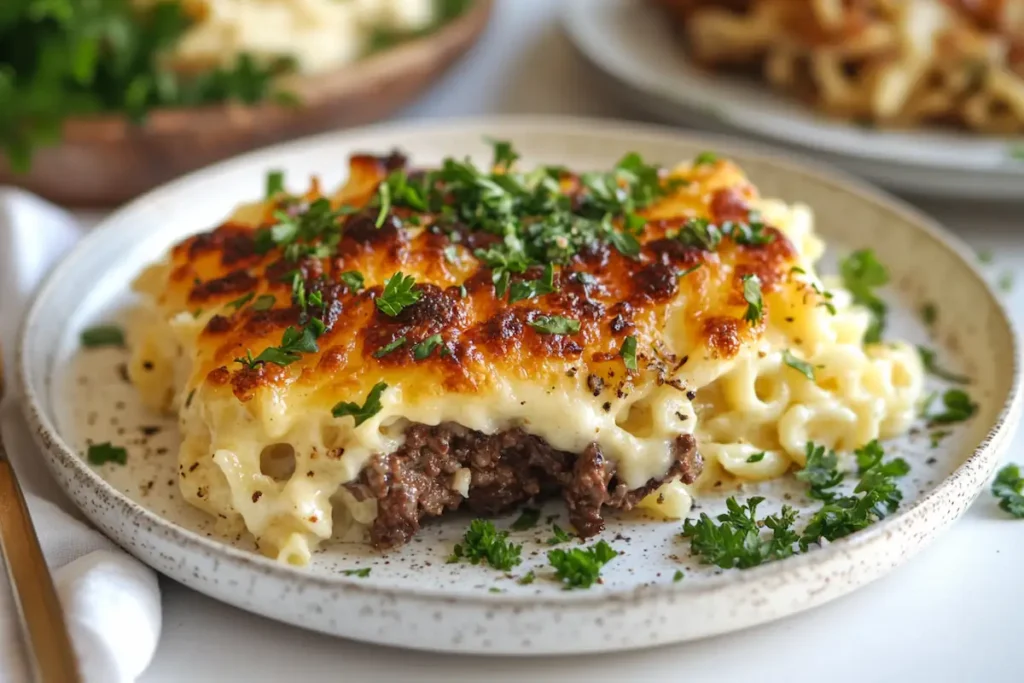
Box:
[344,423,702,549]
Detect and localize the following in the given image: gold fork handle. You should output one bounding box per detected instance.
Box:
[0,454,82,683]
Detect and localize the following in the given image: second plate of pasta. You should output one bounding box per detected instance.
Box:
[563,0,1024,200]
[19,117,1020,654]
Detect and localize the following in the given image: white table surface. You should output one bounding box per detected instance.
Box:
[70,1,1024,680]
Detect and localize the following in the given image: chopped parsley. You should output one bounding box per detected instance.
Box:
[86,442,127,466]
[782,349,815,381]
[80,325,125,348]
[926,389,977,424]
[998,271,1014,293]
[746,452,766,463]
[795,442,843,502]
[548,540,617,589]
[488,138,520,171]
[529,315,580,335]
[265,170,285,199]
[373,337,407,358]
[252,294,276,312]
[977,249,994,264]
[374,175,392,228]
[673,570,684,582]
[236,325,319,368]
[510,508,541,531]
[620,335,638,371]
[682,497,798,569]
[340,271,365,293]
[331,381,388,426]
[340,568,371,578]
[518,570,536,585]
[676,217,722,251]
[448,519,522,571]
[992,464,1024,518]
[693,151,719,166]
[921,302,937,326]
[547,524,573,545]
[226,292,254,311]
[917,346,969,384]
[254,197,347,260]
[741,274,763,323]
[376,272,422,316]
[412,334,444,361]
[839,249,889,343]
[508,264,557,304]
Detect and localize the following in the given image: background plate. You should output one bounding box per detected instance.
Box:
[18,117,1021,654]
[562,0,1024,201]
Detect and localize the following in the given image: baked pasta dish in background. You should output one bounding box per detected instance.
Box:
[127,143,923,564]
[653,0,1024,133]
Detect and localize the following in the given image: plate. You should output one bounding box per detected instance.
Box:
[18,117,1021,654]
[0,0,494,207]
[562,0,1024,200]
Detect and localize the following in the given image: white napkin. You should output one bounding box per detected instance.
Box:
[0,189,161,683]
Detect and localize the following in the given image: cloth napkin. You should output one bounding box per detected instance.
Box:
[0,189,161,683]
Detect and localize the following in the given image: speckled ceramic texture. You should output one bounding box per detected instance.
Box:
[18,118,1022,655]
[563,0,1024,201]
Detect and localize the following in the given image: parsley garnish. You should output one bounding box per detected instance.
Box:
[917,346,969,384]
[252,294,276,311]
[340,271,365,293]
[81,325,125,348]
[86,442,127,466]
[340,568,371,578]
[412,334,444,360]
[529,315,580,335]
[547,524,573,545]
[226,292,254,311]
[673,570,684,582]
[795,442,843,502]
[620,335,638,371]
[992,464,1024,518]
[373,337,407,358]
[508,263,557,304]
[376,272,422,316]
[331,382,388,426]
[921,302,937,326]
[839,249,889,343]
[676,217,722,251]
[448,519,522,571]
[265,170,285,199]
[926,389,977,424]
[746,452,766,463]
[548,540,617,589]
[694,151,719,166]
[236,325,319,368]
[518,570,536,585]
[510,508,541,531]
[488,138,520,171]
[374,176,392,228]
[741,274,763,323]
[682,497,798,569]
[782,349,815,381]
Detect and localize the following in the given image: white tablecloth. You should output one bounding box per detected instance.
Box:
[65,1,1024,680]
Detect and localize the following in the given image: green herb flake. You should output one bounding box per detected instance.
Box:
[921,302,938,326]
[992,464,1024,518]
[547,524,573,545]
[694,151,719,166]
[487,138,520,171]
[682,497,798,569]
[782,349,815,381]
[547,540,618,589]
[746,452,766,463]
[977,249,994,264]
[741,274,763,323]
[510,508,541,531]
[340,271,365,293]
[518,570,536,585]
[265,170,285,199]
[374,178,392,228]
[930,430,952,448]
[331,382,388,426]
[373,337,407,358]
[620,336,638,371]
[917,346,969,384]
[81,325,125,348]
[679,263,703,278]
[448,519,522,571]
[529,315,580,335]
[376,272,422,317]
[795,442,843,502]
[508,264,557,304]
[839,249,889,343]
[87,442,128,466]
[252,294,276,312]
[340,567,371,578]
[673,570,684,582]
[226,292,254,311]
[998,271,1014,293]
[412,334,444,361]
[927,389,977,424]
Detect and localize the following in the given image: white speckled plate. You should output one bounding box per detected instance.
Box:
[18,117,1022,654]
[562,0,1024,200]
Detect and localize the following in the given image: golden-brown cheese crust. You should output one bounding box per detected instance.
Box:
[156,154,800,410]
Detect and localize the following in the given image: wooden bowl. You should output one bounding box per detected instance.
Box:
[0,0,494,207]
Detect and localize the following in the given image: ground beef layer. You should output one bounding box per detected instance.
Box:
[344,423,702,549]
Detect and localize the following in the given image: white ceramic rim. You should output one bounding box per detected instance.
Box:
[17,116,1024,612]
[560,0,1024,176]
